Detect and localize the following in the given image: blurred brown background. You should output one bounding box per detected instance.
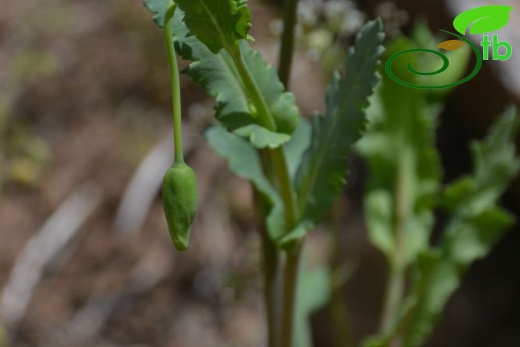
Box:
[0,0,519,347]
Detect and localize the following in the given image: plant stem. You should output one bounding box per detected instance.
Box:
[262,226,281,347]
[278,0,301,87]
[257,151,282,347]
[228,42,302,347]
[379,265,405,334]
[281,242,303,347]
[269,149,297,227]
[379,154,409,335]
[229,48,278,131]
[163,1,184,165]
[329,199,352,347]
[276,2,304,341]
[269,134,301,347]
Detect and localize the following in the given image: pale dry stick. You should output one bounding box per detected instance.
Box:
[0,184,102,327]
[114,124,198,237]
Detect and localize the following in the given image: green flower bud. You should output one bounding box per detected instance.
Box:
[162,163,198,251]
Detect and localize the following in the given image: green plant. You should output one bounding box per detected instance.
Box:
[159,2,198,251]
[142,1,519,346]
[358,48,519,346]
[145,0,383,345]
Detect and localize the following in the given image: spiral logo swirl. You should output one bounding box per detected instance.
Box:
[385,31,483,89]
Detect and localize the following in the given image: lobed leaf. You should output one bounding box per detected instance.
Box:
[176,0,252,53]
[441,107,520,266]
[143,1,299,149]
[401,108,519,347]
[295,19,385,226]
[400,250,460,347]
[143,0,169,28]
[181,40,298,148]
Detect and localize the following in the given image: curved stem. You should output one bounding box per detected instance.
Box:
[228,47,278,131]
[164,1,184,164]
[278,0,300,87]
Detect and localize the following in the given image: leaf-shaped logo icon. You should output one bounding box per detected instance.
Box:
[437,40,465,51]
[453,5,514,35]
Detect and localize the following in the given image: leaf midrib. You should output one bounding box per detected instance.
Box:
[297,32,379,214]
[197,0,234,51]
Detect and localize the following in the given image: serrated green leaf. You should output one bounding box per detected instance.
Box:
[401,250,459,347]
[236,42,299,135]
[143,2,298,149]
[295,19,384,226]
[181,41,298,148]
[443,208,513,265]
[400,108,520,347]
[453,5,513,35]
[176,0,252,53]
[441,176,474,212]
[143,0,169,28]
[472,107,520,191]
[442,107,519,266]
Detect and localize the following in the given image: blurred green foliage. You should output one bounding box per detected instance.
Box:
[359,38,519,346]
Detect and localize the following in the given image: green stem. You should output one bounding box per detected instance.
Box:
[257,151,282,347]
[329,199,352,347]
[228,43,299,224]
[262,223,282,347]
[276,1,308,331]
[269,148,297,227]
[164,1,184,164]
[228,48,278,131]
[228,42,301,347]
[379,154,409,336]
[281,242,303,347]
[278,0,300,87]
[379,265,405,334]
[267,114,301,347]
